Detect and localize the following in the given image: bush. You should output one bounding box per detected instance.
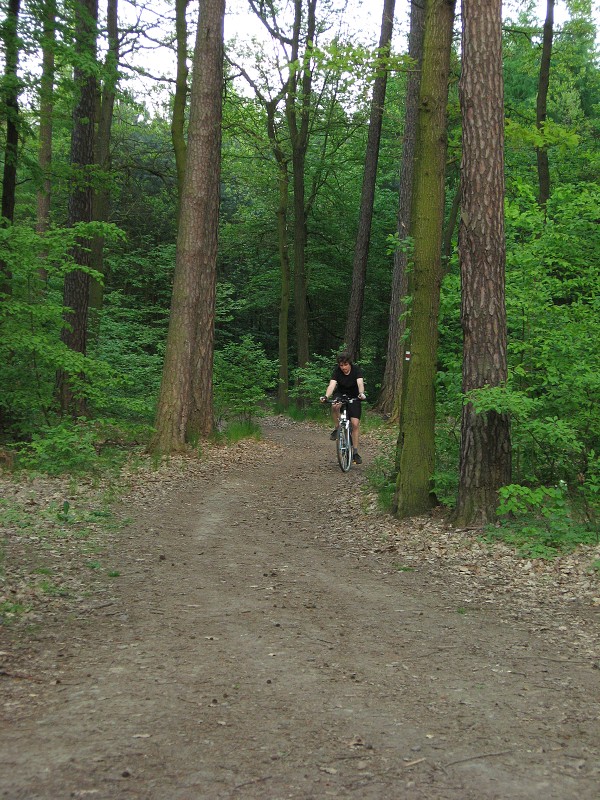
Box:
[213,335,277,424]
[484,482,599,558]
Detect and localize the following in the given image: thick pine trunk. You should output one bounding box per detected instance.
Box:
[454,0,511,526]
[153,0,225,451]
[58,0,98,415]
[344,0,395,360]
[394,0,455,519]
[187,0,225,440]
[376,0,425,418]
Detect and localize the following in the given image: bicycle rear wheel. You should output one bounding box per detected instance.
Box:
[336,422,352,472]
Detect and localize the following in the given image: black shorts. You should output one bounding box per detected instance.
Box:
[333,394,362,420]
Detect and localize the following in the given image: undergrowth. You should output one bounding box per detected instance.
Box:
[483,483,599,559]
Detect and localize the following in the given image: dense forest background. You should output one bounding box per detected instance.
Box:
[0,0,598,547]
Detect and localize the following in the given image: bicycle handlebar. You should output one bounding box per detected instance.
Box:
[320,394,365,404]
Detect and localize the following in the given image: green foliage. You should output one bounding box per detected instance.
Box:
[213,335,278,424]
[214,419,262,444]
[365,451,397,513]
[14,420,100,474]
[0,222,124,437]
[291,352,338,402]
[484,483,598,559]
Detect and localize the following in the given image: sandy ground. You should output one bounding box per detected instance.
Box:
[1,416,599,799]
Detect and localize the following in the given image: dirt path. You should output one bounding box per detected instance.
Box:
[2,418,599,799]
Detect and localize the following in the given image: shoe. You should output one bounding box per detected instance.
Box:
[353,451,362,464]
[330,428,338,440]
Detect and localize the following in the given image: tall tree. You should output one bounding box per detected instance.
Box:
[226,55,292,408]
[0,0,21,296]
[393,0,456,518]
[343,0,395,360]
[58,0,99,415]
[153,0,225,450]
[89,0,120,323]
[454,0,511,525]
[536,0,555,209]
[286,0,316,369]
[36,0,56,244]
[247,0,324,373]
[377,0,425,417]
[188,0,226,439]
[172,0,189,205]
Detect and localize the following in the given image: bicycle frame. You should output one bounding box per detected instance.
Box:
[332,395,354,472]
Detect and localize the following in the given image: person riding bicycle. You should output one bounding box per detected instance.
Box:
[320,351,366,464]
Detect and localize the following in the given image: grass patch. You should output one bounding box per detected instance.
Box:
[483,484,599,559]
[483,519,598,559]
[364,453,396,513]
[0,600,28,619]
[391,562,414,572]
[214,419,262,444]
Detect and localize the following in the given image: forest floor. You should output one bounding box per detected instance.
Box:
[1,415,599,800]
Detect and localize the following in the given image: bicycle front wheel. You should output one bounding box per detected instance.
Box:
[336,423,352,472]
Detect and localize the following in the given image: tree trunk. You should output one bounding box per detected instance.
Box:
[0,0,21,296]
[454,0,511,526]
[376,0,425,418]
[58,0,99,416]
[286,0,317,370]
[89,0,120,333]
[276,161,291,408]
[394,0,456,519]
[536,0,554,210]
[172,0,189,207]
[344,0,396,360]
[36,0,56,248]
[188,0,226,440]
[267,103,291,410]
[442,180,460,269]
[152,0,225,452]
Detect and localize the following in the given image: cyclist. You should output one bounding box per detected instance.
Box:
[320,351,366,464]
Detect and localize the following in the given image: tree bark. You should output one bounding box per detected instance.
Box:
[376,0,425,418]
[36,0,56,248]
[454,0,511,526]
[172,0,189,207]
[536,0,554,210]
[89,0,120,331]
[285,0,317,370]
[58,0,99,416]
[0,0,21,296]
[152,0,225,451]
[265,99,292,409]
[343,0,396,360]
[188,0,226,440]
[394,0,455,518]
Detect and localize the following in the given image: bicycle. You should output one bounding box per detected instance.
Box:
[325,395,356,473]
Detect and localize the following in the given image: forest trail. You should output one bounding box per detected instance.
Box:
[1,417,599,800]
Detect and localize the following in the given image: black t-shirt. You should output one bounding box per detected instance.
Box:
[331,364,363,399]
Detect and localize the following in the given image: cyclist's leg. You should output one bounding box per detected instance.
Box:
[351,417,360,452]
[331,397,341,436]
[349,400,362,453]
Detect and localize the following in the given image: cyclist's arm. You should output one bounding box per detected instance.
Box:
[323,379,337,400]
[357,376,366,399]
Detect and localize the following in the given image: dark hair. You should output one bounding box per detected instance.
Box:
[337,351,352,365]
